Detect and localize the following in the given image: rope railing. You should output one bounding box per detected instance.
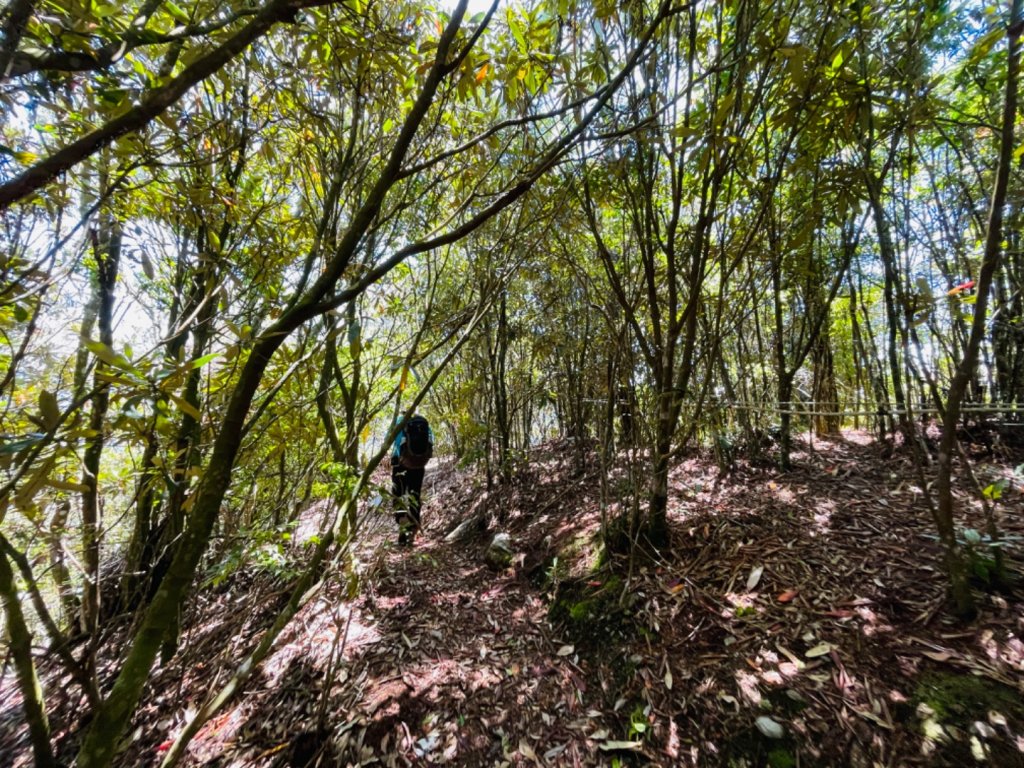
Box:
[697,401,1024,419]
[583,397,1023,420]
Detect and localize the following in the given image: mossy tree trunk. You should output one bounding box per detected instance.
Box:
[0,548,56,768]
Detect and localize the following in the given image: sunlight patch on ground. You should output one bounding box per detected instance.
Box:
[856,604,894,637]
[188,706,249,762]
[403,658,464,697]
[734,669,762,706]
[810,498,836,535]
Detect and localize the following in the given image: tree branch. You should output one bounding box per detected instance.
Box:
[0,0,338,210]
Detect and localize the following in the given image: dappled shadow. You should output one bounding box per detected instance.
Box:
[12,434,1021,767]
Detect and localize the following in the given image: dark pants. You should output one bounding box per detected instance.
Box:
[391,461,425,540]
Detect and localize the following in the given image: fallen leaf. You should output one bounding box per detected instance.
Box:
[599,740,644,752]
[806,642,834,658]
[755,716,785,739]
[557,644,575,656]
[922,651,954,662]
[855,709,893,730]
[518,739,537,761]
[543,743,568,760]
[776,645,806,670]
[746,565,764,591]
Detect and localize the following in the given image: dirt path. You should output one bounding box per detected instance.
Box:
[166,467,612,767]
[4,437,1023,767]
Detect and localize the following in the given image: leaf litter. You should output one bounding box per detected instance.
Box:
[1,434,1022,766]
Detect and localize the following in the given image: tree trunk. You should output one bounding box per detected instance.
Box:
[316,316,346,464]
[812,328,840,435]
[79,220,121,642]
[935,0,1022,617]
[47,498,79,623]
[646,377,674,546]
[120,423,160,611]
[0,549,56,768]
[867,186,911,438]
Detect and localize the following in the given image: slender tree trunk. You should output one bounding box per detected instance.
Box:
[647,361,675,545]
[812,327,840,435]
[770,232,794,468]
[158,263,216,664]
[868,186,911,438]
[316,316,346,463]
[495,291,511,482]
[120,423,160,611]
[342,302,363,468]
[47,498,78,623]
[935,0,1022,617]
[80,221,121,643]
[75,9,483,756]
[854,271,894,438]
[0,549,56,768]
[77,333,284,768]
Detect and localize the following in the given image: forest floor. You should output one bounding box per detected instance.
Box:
[4,430,1024,767]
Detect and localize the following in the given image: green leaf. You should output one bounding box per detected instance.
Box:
[39,390,60,430]
[982,479,1007,500]
[190,353,218,370]
[84,340,135,372]
[169,394,201,420]
[165,1,191,23]
[0,434,46,455]
[509,16,527,51]
[84,340,118,365]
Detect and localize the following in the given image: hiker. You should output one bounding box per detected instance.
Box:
[391,413,434,546]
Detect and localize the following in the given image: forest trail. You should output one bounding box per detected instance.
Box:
[4,436,1024,767]
[131,455,614,767]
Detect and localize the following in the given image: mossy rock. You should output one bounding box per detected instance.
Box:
[548,574,633,652]
[912,671,1024,766]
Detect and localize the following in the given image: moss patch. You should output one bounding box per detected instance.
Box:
[547,573,634,652]
[720,724,800,768]
[912,671,1024,765]
[914,671,1023,727]
[600,511,666,561]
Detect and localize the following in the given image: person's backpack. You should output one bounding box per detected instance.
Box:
[399,415,433,469]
